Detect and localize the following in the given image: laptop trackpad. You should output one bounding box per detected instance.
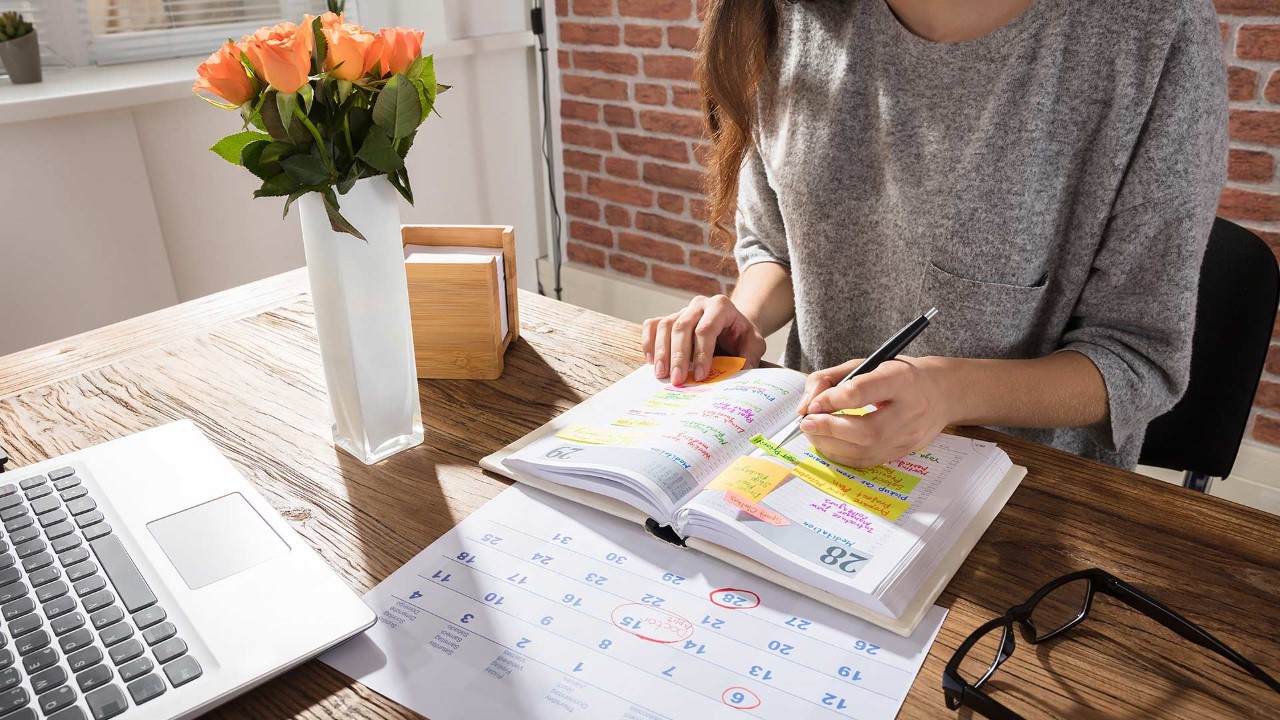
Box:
[148,493,289,590]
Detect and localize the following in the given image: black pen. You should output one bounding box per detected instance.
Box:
[775,308,939,448]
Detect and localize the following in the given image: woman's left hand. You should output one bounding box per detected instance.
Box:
[796,356,954,468]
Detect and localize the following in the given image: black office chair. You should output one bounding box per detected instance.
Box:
[1138,218,1279,492]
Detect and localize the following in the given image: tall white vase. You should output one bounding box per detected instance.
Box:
[298,176,424,464]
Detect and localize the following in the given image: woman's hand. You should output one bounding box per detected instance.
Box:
[641,295,768,385]
[796,356,955,467]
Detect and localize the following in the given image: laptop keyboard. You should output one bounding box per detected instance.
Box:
[0,467,202,719]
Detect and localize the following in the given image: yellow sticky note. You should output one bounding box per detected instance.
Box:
[792,463,912,521]
[852,463,924,495]
[707,456,792,502]
[750,434,799,465]
[833,407,872,416]
[612,418,660,428]
[555,423,648,447]
[686,356,748,385]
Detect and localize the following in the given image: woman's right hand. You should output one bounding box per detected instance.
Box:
[641,295,767,386]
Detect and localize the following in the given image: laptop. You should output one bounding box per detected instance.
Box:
[0,420,376,719]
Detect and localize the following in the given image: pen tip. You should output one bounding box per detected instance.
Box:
[924,307,938,320]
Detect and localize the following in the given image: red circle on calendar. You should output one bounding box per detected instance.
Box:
[610,603,695,643]
[721,687,762,710]
[709,588,761,610]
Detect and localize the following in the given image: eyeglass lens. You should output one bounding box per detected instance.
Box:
[958,624,1011,688]
[1028,577,1092,641]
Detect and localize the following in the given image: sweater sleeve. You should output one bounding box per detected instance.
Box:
[734,145,791,272]
[1061,0,1227,452]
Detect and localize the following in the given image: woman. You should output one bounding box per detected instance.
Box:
[642,0,1227,469]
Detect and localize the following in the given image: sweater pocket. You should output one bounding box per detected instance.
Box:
[919,262,1050,359]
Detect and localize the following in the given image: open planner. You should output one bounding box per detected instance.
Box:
[481,359,1026,636]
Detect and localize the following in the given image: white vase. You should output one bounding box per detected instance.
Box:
[298,176,424,464]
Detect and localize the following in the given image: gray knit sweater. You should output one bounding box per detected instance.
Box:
[735,0,1228,468]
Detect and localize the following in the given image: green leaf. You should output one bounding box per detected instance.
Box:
[260,90,311,144]
[388,167,413,205]
[372,74,421,140]
[419,55,437,107]
[260,141,295,165]
[282,154,332,186]
[240,139,272,180]
[297,83,314,115]
[276,91,298,133]
[323,188,367,241]
[253,173,300,198]
[209,131,271,165]
[311,16,326,72]
[336,163,362,194]
[283,188,312,218]
[356,127,403,173]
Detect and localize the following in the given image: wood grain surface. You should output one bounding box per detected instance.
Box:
[0,271,1276,719]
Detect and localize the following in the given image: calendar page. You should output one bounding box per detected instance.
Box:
[321,486,946,720]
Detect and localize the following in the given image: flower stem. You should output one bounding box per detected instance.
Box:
[343,115,355,160]
[293,105,335,176]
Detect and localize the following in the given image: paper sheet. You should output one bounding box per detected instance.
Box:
[321,486,946,720]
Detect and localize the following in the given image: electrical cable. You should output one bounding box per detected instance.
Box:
[531,1,564,300]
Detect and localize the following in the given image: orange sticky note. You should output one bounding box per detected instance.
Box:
[686,356,747,385]
[724,490,790,525]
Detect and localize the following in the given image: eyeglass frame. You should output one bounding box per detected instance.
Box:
[942,568,1280,720]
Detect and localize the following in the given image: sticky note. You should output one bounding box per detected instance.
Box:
[686,356,747,385]
[792,464,912,521]
[750,434,799,465]
[833,407,872,416]
[555,424,649,447]
[723,490,790,526]
[707,456,792,502]
[612,418,660,428]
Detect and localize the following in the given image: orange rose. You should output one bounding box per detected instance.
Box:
[378,27,425,77]
[302,11,344,55]
[243,22,311,94]
[323,23,382,81]
[193,41,254,107]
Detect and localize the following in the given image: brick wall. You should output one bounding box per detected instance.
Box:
[555,0,1280,451]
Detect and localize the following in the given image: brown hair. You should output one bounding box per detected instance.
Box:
[698,0,784,240]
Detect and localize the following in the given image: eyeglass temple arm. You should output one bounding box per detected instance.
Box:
[1110,582,1280,694]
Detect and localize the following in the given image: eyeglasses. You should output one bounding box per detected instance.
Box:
[942,568,1280,719]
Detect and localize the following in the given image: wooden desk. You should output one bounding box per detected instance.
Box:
[1,269,1277,719]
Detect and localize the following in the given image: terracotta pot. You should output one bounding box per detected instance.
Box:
[0,30,42,84]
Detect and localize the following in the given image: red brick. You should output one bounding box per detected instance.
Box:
[562,151,601,178]
[693,142,711,167]
[610,252,648,276]
[620,232,686,262]
[1252,413,1280,445]
[1258,380,1280,412]
[559,49,571,68]
[1218,1,1280,15]
[653,265,721,295]
[588,176,655,206]
[636,211,703,244]
[1266,70,1280,103]
[568,240,606,267]
[606,156,640,179]
[557,0,569,17]
[690,249,737,278]
[696,0,708,20]
[605,205,632,227]
[619,0,691,20]
[668,26,700,50]
[569,220,614,247]
[1218,187,1280,222]
[562,99,600,122]
[573,0,613,17]
[564,172,584,192]
[624,24,663,48]
[617,132,689,161]
[635,83,668,105]
[1237,24,1280,60]
[604,104,637,127]
[562,123,613,150]
[1228,148,1274,182]
[672,85,701,110]
[566,196,601,219]
[640,109,705,138]
[644,54,698,80]
[1229,66,1259,101]
[658,192,685,213]
[573,50,639,75]
[562,74,629,100]
[689,198,709,221]
[1229,109,1280,145]
[560,22,621,46]
[1266,343,1280,375]
[644,162,705,193]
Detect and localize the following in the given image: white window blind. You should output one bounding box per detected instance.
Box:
[0,0,79,73]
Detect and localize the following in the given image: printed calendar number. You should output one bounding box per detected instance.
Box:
[838,666,863,681]
[531,552,554,565]
[720,687,761,710]
[545,446,583,459]
[661,572,685,585]
[749,665,774,681]
[551,533,573,545]
[585,572,608,586]
[819,546,862,573]
[430,571,451,582]
[456,552,476,564]
[709,588,761,609]
[563,593,583,607]
[852,639,880,656]
[767,640,794,656]
[605,552,628,565]
[480,533,503,545]
[784,616,811,631]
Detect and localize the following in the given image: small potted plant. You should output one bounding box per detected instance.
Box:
[0,11,41,84]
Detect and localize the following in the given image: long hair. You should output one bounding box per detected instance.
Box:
[698,0,784,240]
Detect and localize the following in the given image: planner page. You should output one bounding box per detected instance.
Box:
[321,486,946,720]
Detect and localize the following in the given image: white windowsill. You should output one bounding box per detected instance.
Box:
[0,30,535,126]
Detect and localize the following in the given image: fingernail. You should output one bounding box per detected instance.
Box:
[672,367,685,386]
[645,351,653,364]
[809,399,824,414]
[695,362,706,380]
[800,418,815,432]
[655,360,667,377]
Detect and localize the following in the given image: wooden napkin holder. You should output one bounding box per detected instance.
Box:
[402,225,519,379]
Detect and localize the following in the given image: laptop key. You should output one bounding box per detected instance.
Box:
[0,667,19,691]
[3,516,32,534]
[140,622,174,647]
[163,654,201,687]
[58,629,93,655]
[97,624,131,648]
[81,591,113,615]
[58,487,86,503]
[2,597,32,622]
[51,475,79,492]
[50,535,80,555]
[30,496,59,516]
[38,511,68,529]
[0,649,11,671]
[21,551,52,573]
[106,640,141,667]
[72,575,105,598]
[18,476,46,491]
[34,581,67,605]
[36,686,75,716]
[130,606,164,630]
[47,469,74,483]
[15,630,49,656]
[56,549,88,569]
[30,665,67,695]
[0,583,28,605]
[41,523,74,542]
[8,612,41,638]
[21,647,57,675]
[22,485,52,502]
[0,507,25,524]
[82,525,111,543]
[0,496,22,515]
[50,613,83,637]
[85,684,126,720]
[73,512,102,530]
[42,595,74,619]
[14,540,44,560]
[7,528,37,547]
[64,499,96,518]
[0,486,14,499]
[67,646,102,674]
[151,637,186,664]
[48,708,84,720]
[88,607,120,632]
[116,657,151,684]
[0,566,21,588]
[0,555,13,573]
[0,686,29,715]
[76,664,112,694]
[88,537,154,614]
[127,673,165,705]
[28,566,60,588]
[65,563,96,584]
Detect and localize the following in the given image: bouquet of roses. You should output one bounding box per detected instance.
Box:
[193,11,444,239]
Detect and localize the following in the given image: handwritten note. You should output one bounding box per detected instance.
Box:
[706,456,792,502]
[685,356,747,385]
[555,424,648,447]
[749,434,799,465]
[792,464,911,521]
[723,489,790,525]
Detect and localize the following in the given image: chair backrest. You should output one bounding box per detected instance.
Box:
[1139,218,1280,477]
